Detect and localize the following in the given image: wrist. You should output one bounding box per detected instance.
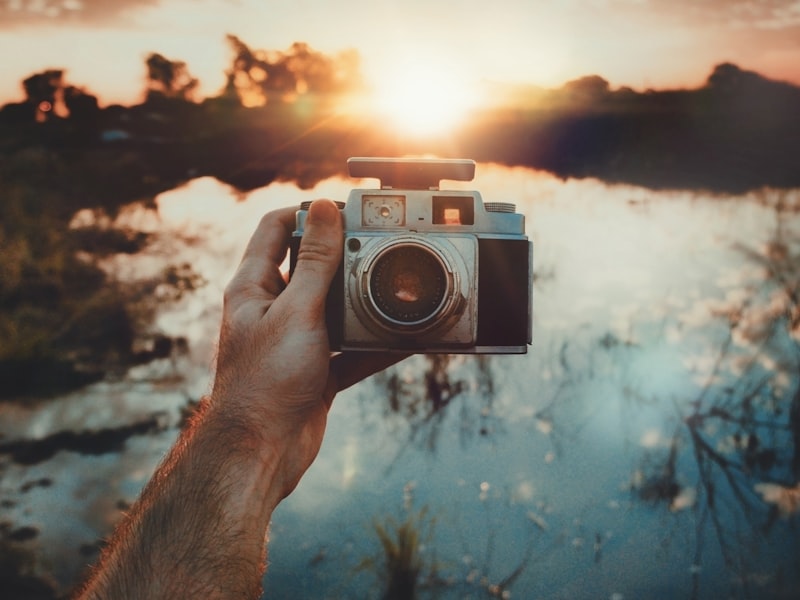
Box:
[202,391,313,507]
[197,396,291,512]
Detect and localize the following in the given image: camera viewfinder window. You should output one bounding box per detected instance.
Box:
[433,196,474,225]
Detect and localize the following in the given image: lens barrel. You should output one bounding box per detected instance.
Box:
[369,245,447,326]
[361,241,456,332]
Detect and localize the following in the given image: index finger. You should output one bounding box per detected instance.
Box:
[241,206,298,268]
[225,206,297,304]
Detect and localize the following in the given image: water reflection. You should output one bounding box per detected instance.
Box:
[620,195,800,596]
[374,354,501,457]
[1,166,799,598]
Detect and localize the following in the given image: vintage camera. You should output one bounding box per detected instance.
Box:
[290,157,532,354]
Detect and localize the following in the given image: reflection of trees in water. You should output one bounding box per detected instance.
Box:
[360,327,582,594]
[452,496,563,599]
[374,354,501,455]
[372,327,606,461]
[0,532,59,600]
[0,184,205,398]
[524,329,628,466]
[629,194,800,597]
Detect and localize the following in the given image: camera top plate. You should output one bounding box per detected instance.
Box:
[347,157,476,190]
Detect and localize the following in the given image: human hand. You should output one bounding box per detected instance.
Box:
[210,200,403,502]
[74,200,404,600]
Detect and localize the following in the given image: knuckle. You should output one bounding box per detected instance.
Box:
[258,210,280,232]
[297,237,337,267]
[222,278,241,307]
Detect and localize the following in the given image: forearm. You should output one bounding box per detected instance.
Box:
[74,201,374,599]
[76,397,286,599]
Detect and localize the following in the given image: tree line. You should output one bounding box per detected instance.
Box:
[0,35,363,122]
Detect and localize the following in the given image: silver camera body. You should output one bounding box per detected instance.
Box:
[291,157,532,354]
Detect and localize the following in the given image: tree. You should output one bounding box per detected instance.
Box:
[144,53,199,102]
[64,85,100,121]
[222,35,363,107]
[13,69,99,122]
[21,69,67,121]
[562,75,611,100]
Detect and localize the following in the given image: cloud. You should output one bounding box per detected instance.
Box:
[642,0,800,29]
[0,0,161,28]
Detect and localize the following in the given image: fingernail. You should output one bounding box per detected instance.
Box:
[306,199,339,226]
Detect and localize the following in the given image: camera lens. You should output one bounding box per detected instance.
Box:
[368,244,448,327]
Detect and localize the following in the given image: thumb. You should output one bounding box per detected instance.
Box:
[286,199,343,315]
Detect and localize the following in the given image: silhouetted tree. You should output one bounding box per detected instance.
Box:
[21,69,66,121]
[563,75,610,99]
[4,69,98,122]
[223,35,362,106]
[63,85,100,121]
[144,52,198,102]
[707,62,764,94]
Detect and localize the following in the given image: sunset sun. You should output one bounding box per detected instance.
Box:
[370,60,482,136]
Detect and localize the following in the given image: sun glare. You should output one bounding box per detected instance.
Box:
[370,61,481,137]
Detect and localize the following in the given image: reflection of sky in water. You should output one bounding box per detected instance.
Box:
[1,166,798,598]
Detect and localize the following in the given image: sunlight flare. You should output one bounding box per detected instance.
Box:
[369,58,481,136]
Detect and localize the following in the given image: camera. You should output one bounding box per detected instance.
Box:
[290,157,532,354]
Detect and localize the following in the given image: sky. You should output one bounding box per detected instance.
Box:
[1,0,800,106]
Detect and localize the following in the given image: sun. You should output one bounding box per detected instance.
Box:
[369,59,482,137]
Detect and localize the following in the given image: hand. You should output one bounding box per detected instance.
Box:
[211,199,403,500]
[75,199,403,599]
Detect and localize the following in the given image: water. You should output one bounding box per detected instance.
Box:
[1,166,798,598]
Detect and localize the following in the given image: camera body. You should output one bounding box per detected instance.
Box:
[290,157,532,354]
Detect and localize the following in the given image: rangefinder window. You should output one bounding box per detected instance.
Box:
[362,195,406,226]
[433,196,474,225]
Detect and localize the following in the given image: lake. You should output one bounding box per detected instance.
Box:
[1,164,798,599]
